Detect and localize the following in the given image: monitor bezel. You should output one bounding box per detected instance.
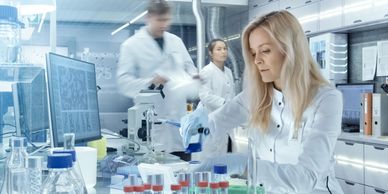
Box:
[335,82,375,127]
[46,52,102,147]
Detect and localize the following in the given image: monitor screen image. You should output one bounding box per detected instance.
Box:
[336,83,375,127]
[46,53,101,147]
[14,69,49,142]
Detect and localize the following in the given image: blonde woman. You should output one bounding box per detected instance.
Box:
[180,10,343,194]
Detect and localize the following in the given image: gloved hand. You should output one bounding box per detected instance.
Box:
[191,153,248,177]
[179,105,209,148]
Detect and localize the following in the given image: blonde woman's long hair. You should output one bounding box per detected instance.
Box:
[242,10,329,132]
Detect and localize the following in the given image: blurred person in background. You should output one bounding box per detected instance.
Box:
[117,0,198,161]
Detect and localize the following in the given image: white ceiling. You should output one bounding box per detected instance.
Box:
[55,0,247,25]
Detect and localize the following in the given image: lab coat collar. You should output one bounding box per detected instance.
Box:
[138,26,168,54]
[209,61,225,73]
[273,87,284,102]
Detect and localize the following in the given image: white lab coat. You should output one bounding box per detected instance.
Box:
[207,86,344,194]
[198,62,235,159]
[117,26,197,153]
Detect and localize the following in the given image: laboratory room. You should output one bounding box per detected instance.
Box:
[2,0,388,194]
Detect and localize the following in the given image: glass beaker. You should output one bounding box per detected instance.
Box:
[0,5,21,64]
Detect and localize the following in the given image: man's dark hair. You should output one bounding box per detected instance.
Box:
[147,0,171,15]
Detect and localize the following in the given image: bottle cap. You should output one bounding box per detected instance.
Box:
[123,185,134,192]
[197,181,208,188]
[28,156,43,169]
[143,184,151,190]
[219,181,229,188]
[210,182,220,189]
[179,181,189,187]
[47,153,73,169]
[134,185,145,192]
[152,185,163,192]
[213,164,227,174]
[53,150,76,162]
[170,184,182,191]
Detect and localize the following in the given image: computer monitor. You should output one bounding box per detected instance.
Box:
[13,69,49,142]
[46,53,101,147]
[336,83,375,128]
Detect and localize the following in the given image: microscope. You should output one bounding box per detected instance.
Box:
[127,89,163,154]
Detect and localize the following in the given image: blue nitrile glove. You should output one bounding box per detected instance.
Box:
[179,105,209,148]
[191,153,248,176]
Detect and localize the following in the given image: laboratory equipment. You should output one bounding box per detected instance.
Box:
[4,137,28,194]
[178,172,192,194]
[309,33,348,83]
[28,156,43,194]
[210,182,220,194]
[127,90,163,146]
[42,153,82,194]
[0,5,22,63]
[171,184,182,194]
[219,181,229,194]
[111,175,125,185]
[196,181,209,194]
[185,127,209,153]
[143,183,152,194]
[53,149,87,193]
[212,164,227,182]
[45,52,102,147]
[335,83,374,132]
[0,66,49,142]
[63,133,75,150]
[13,69,49,141]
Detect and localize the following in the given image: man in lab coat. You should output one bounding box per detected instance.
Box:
[117,0,198,161]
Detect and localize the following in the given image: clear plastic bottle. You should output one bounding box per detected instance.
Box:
[196,181,209,194]
[179,180,189,194]
[219,181,229,194]
[209,182,219,194]
[213,164,227,182]
[171,184,182,194]
[41,153,82,194]
[143,183,152,194]
[28,156,43,194]
[53,150,87,193]
[6,137,28,194]
[0,5,21,63]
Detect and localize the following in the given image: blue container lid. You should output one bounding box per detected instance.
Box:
[47,153,73,169]
[185,143,201,153]
[53,150,76,162]
[213,164,227,174]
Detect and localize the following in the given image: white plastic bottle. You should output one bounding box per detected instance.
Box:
[6,137,28,194]
[42,153,82,194]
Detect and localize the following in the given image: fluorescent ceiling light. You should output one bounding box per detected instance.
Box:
[111,11,148,36]
[19,0,56,15]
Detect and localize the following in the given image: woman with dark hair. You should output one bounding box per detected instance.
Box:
[197,39,235,159]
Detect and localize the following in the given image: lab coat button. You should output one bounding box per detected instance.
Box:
[277,124,280,128]
[270,148,272,152]
[278,102,282,106]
